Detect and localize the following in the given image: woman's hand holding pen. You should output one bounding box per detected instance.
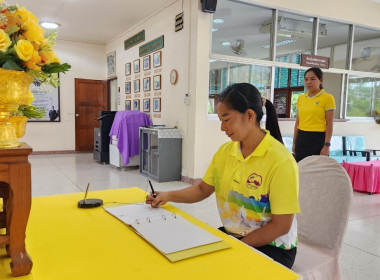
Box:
[145,192,169,208]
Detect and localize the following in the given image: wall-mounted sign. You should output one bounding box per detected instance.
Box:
[124,30,145,50]
[300,54,330,69]
[139,35,164,57]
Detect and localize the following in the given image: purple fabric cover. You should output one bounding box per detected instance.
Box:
[109,111,152,165]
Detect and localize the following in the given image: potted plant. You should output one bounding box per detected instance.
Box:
[374,110,380,124]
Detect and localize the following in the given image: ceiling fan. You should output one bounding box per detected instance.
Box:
[231,39,246,56]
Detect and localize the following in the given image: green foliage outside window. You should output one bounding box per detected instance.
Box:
[347,76,380,117]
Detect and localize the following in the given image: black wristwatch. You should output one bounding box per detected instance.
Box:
[324,142,331,147]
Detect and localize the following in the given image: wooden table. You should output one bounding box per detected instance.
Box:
[0,143,33,276]
[342,160,380,194]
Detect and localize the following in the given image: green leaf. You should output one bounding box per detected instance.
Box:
[14,105,46,119]
[41,63,71,74]
[2,59,23,70]
[5,25,18,35]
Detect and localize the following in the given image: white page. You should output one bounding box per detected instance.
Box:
[105,204,222,254]
[134,214,222,254]
[105,203,169,225]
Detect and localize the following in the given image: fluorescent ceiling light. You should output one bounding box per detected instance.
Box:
[213,18,225,24]
[40,22,60,29]
[212,28,218,32]
[221,41,231,46]
[261,39,296,49]
[260,17,327,38]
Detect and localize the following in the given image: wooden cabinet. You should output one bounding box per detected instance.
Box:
[0,143,33,276]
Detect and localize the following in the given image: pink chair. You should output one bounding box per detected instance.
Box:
[292,156,352,280]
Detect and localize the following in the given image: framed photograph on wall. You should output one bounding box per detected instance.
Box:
[133,99,140,111]
[106,51,116,78]
[30,79,60,122]
[143,98,150,112]
[153,97,161,112]
[143,77,151,92]
[125,62,131,76]
[153,74,161,90]
[153,51,161,67]
[125,81,131,94]
[125,100,131,110]
[134,79,140,93]
[143,55,150,71]
[133,59,140,73]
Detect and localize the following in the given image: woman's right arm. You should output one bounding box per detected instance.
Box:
[145,181,215,208]
[292,113,299,154]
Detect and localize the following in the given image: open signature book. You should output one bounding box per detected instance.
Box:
[104,203,230,262]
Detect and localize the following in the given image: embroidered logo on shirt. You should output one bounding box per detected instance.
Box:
[316,101,320,105]
[246,173,262,189]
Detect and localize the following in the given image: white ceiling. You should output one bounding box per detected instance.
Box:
[7,0,176,45]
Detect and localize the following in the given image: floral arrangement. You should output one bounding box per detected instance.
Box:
[0,0,70,87]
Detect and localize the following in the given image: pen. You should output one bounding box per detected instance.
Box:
[148,180,156,198]
[83,183,90,202]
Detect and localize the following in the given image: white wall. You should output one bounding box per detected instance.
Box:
[21,40,106,151]
[105,0,194,175]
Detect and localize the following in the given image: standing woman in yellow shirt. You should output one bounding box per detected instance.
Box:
[293,67,335,162]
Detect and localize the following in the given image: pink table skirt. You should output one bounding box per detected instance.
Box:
[342,160,380,193]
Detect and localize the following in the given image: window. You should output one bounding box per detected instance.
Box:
[209,3,380,119]
[211,2,272,60]
[317,19,350,69]
[347,76,380,117]
[208,61,271,114]
[352,27,380,73]
[273,65,305,118]
[275,12,313,64]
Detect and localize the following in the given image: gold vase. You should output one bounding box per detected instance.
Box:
[8,116,28,138]
[0,69,33,148]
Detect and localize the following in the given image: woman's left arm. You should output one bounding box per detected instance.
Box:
[321,110,334,156]
[240,214,294,247]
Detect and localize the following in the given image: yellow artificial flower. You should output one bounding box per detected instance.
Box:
[40,50,61,65]
[1,12,22,34]
[23,50,41,71]
[21,19,45,43]
[39,40,53,52]
[0,29,11,52]
[14,39,34,61]
[14,6,39,23]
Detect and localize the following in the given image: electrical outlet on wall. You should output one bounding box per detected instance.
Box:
[184,93,190,105]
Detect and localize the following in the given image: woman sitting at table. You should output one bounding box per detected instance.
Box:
[146,83,300,268]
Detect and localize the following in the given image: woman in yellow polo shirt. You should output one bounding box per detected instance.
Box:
[146,83,300,269]
[293,67,335,162]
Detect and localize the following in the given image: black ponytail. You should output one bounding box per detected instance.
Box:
[263,99,283,144]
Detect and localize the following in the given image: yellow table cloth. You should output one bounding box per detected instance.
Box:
[0,187,300,280]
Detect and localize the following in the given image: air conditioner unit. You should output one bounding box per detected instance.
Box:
[259,17,327,38]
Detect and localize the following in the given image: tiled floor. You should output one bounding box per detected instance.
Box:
[30,153,380,279]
